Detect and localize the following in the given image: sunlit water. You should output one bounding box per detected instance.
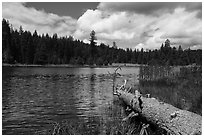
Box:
[2,66,140,135]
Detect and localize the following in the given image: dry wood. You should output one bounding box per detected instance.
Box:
[114,81,202,135]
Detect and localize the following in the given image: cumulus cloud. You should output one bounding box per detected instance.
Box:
[74,9,154,48]
[2,2,77,36]
[155,8,202,48]
[2,2,202,50]
[75,5,202,50]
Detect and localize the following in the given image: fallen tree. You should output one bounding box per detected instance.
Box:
[113,80,202,135]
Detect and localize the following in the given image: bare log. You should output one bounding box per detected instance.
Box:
[115,83,202,135]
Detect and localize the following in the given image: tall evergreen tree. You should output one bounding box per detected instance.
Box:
[88,30,97,65]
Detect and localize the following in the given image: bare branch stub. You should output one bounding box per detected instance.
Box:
[114,66,122,73]
[109,66,122,94]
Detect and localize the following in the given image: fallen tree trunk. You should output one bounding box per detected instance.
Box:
[114,83,202,135]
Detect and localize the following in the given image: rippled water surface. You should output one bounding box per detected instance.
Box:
[2,66,140,135]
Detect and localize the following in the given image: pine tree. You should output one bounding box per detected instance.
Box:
[89,30,97,65]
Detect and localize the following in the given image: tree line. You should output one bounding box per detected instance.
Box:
[2,19,202,66]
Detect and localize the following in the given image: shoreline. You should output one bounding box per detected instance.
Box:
[2,63,200,68]
[2,63,143,68]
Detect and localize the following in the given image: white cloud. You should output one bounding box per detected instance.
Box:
[152,8,202,49]
[74,9,154,48]
[83,39,90,44]
[2,2,77,36]
[135,43,145,50]
[75,6,202,50]
[2,2,202,50]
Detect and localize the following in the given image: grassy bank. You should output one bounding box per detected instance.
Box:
[38,102,167,135]
[138,65,202,115]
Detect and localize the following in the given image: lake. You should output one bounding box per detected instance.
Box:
[2,66,140,135]
[2,66,202,135]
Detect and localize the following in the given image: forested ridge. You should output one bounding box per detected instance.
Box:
[2,19,202,66]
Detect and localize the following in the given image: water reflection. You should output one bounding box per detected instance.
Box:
[3,66,139,135]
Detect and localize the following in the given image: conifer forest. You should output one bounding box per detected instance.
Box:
[2,19,202,66]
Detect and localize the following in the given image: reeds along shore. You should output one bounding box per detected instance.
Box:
[139,65,201,81]
[138,65,202,115]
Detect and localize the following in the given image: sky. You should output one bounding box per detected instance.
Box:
[2,2,202,50]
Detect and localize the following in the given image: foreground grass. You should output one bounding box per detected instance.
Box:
[38,112,167,135]
[37,99,167,135]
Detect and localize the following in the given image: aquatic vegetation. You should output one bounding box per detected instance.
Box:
[138,66,202,115]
